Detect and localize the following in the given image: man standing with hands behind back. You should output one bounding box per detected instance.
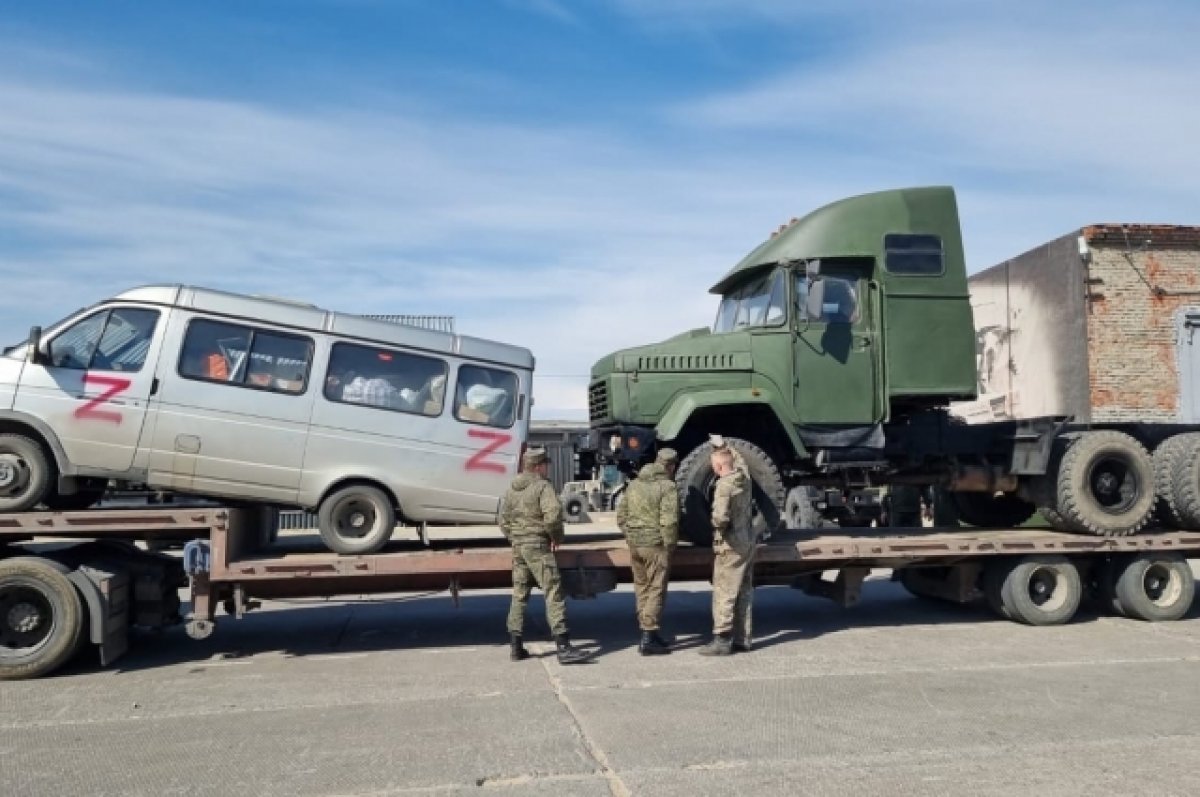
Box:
[617,448,680,655]
[701,446,757,656]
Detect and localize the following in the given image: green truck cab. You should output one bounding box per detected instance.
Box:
[591,187,1168,544]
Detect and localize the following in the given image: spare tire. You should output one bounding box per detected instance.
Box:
[1153,434,1193,528]
[676,438,785,546]
[1166,432,1200,529]
[1048,431,1155,536]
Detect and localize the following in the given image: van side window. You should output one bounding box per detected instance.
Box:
[324,342,447,417]
[454,365,518,428]
[179,318,312,395]
[48,308,160,372]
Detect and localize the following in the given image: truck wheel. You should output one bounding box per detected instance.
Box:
[317,485,397,555]
[0,434,53,513]
[42,480,107,511]
[995,555,1082,626]
[949,491,1036,528]
[1108,554,1195,622]
[676,438,785,547]
[1153,435,1193,528]
[1167,433,1200,529]
[0,557,85,680]
[1051,431,1155,536]
[784,487,824,529]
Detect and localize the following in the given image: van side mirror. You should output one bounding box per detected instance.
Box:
[804,280,826,321]
[26,326,45,365]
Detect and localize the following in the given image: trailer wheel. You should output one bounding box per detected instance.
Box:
[949,491,1036,528]
[1107,554,1195,622]
[0,433,53,513]
[0,557,85,680]
[1152,435,1192,528]
[994,556,1082,626]
[1167,432,1200,529]
[317,485,397,555]
[1050,431,1155,536]
[677,438,785,547]
[982,560,1014,620]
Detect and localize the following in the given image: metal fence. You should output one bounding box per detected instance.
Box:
[361,314,456,334]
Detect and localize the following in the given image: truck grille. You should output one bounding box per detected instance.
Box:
[589,380,610,422]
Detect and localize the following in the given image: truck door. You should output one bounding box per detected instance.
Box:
[792,265,882,425]
[13,306,166,472]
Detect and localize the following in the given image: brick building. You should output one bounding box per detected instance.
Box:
[952,224,1200,424]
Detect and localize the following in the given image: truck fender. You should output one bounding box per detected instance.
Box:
[655,388,807,457]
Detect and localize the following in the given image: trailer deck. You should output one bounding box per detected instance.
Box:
[3,506,1200,679]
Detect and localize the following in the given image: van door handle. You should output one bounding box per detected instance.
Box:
[151,377,160,396]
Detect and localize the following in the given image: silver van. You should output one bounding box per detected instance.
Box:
[0,285,534,554]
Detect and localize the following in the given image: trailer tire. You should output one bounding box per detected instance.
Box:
[0,557,85,680]
[949,491,1036,528]
[995,556,1082,626]
[0,433,54,513]
[317,485,397,555]
[1153,435,1193,528]
[1051,431,1155,536]
[677,438,785,547]
[1167,432,1200,529]
[1108,553,1195,622]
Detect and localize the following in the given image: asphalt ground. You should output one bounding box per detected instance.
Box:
[3,521,1200,796]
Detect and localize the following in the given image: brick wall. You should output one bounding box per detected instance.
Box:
[1085,231,1200,422]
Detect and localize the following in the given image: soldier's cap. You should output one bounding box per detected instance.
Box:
[655,448,679,465]
[708,434,728,449]
[522,448,549,467]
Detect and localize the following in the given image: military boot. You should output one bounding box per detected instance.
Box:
[699,634,733,656]
[731,639,753,653]
[509,634,529,662]
[638,631,669,656]
[554,634,588,665]
[650,631,672,650]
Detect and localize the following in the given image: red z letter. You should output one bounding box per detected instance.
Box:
[465,428,513,474]
[74,374,132,424]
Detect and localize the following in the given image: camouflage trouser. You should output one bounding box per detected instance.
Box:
[712,537,756,643]
[507,542,568,637]
[629,545,671,631]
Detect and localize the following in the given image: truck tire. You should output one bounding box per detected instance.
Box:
[1167,432,1200,529]
[949,491,1036,528]
[1049,431,1155,536]
[784,487,825,529]
[676,438,785,547]
[1153,435,1193,528]
[317,485,397,555]
[0,433,53,513]
[1107,553,1195,622]
[995,555,1082,626]
[0,557,85,680]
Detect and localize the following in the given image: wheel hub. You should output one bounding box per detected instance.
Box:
[0,453,29,493]
[1087,456,1138,514]
[7,602,42,634]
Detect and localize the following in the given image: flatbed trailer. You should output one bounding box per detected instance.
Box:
[2,507,1198,680]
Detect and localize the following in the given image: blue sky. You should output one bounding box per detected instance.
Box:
[1,0,1197,417]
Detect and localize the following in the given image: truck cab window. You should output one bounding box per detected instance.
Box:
[713,268,787,333]
[454,365,518,428]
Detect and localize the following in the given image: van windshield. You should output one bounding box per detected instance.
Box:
[3,307,88,357]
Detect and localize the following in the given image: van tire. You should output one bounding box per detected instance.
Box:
[317,485,397,555]
[0,434,54,512]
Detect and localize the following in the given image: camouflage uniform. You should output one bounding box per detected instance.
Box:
[500,464,569,637]
[709,468,757,649]
[617,453,679,635]
[708,434,780,537]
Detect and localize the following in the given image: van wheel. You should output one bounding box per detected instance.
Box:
[0,557,85,680]
[317,486,396,555]
[1107,554,1195,622]
[0,434,53,512]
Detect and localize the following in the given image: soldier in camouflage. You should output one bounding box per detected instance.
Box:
[617,448,680,655]
[500,448,587,665]
[709,433,780,539]
[701,447,757,656]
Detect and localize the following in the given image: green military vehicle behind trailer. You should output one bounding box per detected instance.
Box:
[589,186,1193,545]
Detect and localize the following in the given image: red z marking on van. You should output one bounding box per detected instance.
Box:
[74,374,132,424]
[465,428,512,473]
